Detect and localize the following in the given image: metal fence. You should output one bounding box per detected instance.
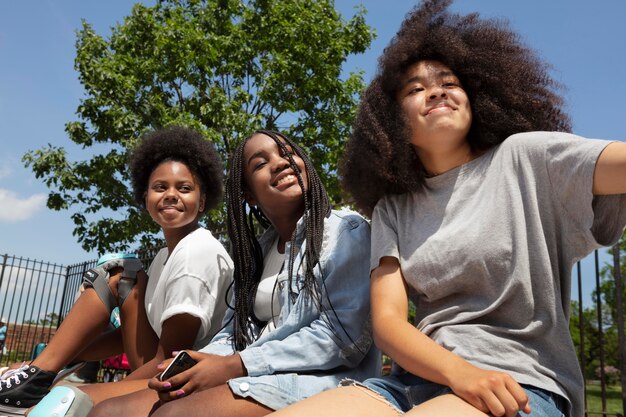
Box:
[0,255,69,358]
[0,251,157,364]
[578,244,625,416]
[0,246,624,416]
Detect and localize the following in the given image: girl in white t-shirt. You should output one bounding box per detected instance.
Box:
[0,127,233,415]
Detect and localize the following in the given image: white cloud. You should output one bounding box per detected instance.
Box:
[0,188,46,222]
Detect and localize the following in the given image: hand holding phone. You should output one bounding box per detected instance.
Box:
[159,351,197,382]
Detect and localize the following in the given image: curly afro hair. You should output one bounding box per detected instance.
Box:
[129,126,223,214]
[341,0,572,215]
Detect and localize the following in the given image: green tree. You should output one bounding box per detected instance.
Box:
[597,237,626,326]
[24,0,374,253]
[570,300,615,380]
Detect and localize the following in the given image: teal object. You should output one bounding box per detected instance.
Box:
[30,342,47,360]
[96,253,138,267]
[28,385,93,417]
[110,307,121,328]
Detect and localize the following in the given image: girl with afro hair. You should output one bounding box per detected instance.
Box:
[0,126,233,415]
[270,1,626,416]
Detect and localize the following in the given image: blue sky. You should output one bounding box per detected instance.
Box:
[0,1,624,305]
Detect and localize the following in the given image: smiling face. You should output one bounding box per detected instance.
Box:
[242,133,308,222]
[145,160,205,234]
[397,60,472,166]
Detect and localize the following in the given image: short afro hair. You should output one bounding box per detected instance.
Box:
[341,0,571,215]
[129,126,223,214]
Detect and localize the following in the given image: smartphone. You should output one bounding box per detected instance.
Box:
[159,351,197,381]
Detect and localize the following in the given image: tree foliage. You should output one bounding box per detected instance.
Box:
[570,300,620,381]
[24,312,60,327]
[23,0,374,253]
[597,237,626,326]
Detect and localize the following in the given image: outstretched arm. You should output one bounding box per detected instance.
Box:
[371,257,530,417]
[593,141,626,195]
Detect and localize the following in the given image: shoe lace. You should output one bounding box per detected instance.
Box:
[0,362,26,381]
[0,364,29,390]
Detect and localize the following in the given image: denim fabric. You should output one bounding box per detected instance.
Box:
[200,209,381,410]
[360,373,567,416]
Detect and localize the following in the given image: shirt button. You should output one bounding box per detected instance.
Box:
[239,382,250,392]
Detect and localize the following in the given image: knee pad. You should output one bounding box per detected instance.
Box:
[82,253,143,315]
[28,386,93,417]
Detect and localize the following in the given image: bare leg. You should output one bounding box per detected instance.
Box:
[74,271,161,404]
[31,287,111,372]
[153,385,272,417]
[404,394,489,417]
[88,388,160,417]
[271,388,491,417]
[31,268,158,376]
[269,386,401,417]
[118,271,159,370]
[90,385,272,417]
[79,379,152,405]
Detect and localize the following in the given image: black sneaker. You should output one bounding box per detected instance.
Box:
[0,365,55,415]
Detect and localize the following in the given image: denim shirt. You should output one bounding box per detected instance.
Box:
[199,208,381,410]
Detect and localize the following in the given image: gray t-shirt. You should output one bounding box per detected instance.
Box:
[371,132,626,417]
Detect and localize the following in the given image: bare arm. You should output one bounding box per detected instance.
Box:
[593,141,626,195]
[76,315,203,404]
[371,257,530,417]
[125,313,201,380]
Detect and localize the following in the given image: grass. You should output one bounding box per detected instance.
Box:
[0,350,31,365]
[587,384,624,416]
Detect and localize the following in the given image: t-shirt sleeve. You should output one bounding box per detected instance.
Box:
[370,197,400,272]
[516,132,626,252]
[160,239,227,342]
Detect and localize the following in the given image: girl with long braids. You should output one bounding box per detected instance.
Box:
[270,1,626,417]
[89,130,379,417]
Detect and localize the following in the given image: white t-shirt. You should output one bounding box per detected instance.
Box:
[145,227,233,349]
[253,238,284,334]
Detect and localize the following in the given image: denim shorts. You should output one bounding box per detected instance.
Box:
[347,372,568,416]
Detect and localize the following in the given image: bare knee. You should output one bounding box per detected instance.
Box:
[150,400,177,417]
[272,386,400,417]
[404,394,489,417]
[106,267,146,298]
[106,268,124,298]
[88,397,123,417]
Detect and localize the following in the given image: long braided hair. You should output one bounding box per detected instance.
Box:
[226,130,331,351]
